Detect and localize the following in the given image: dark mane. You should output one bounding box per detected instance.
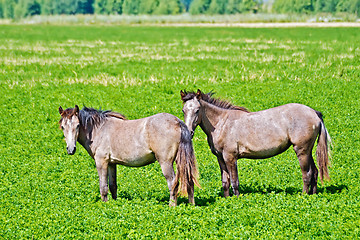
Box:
[182,90,249,112]
[79,106,126,129]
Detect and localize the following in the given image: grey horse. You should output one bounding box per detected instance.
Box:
[181,90,330,196]
[59,105,200,206]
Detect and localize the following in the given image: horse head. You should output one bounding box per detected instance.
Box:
[180,89,203,137]
[59,105,80,155]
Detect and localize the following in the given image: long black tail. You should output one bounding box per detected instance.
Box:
[173,121,201,196]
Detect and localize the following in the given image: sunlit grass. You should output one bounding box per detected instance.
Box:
[0,25,360,238]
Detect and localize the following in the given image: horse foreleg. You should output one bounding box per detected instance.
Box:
[96,158,109,202]
[159,162,178,207]
[108,163,117,200]
[217,155,230,197]
[223,152,240,196]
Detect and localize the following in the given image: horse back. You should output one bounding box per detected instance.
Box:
[218,103,321,158]
[145,113,182,157]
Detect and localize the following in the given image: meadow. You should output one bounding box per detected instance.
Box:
[0,25,360,239]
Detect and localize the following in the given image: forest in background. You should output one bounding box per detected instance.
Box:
[0,0,359,20]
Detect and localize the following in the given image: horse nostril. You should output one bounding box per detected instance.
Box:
[67,147,76,155]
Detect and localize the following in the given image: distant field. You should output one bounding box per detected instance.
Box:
[1,25,360,238]
[6,13,360,25]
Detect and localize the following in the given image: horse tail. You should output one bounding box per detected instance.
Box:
[173,121,201,197]
[315,111,331,184]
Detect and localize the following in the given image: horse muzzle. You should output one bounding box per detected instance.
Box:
[67,146,76,155]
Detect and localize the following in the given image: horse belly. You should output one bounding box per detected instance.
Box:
[239,142,291,159]
[110,151,156,167]
[237,133,291,159]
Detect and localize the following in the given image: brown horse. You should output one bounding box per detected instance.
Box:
[180,89,331,196]
[58,105,200,206]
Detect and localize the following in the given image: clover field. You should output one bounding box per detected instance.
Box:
[0,25,360,239]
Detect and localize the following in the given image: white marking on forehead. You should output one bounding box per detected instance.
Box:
[67,119,73,127]
[184,99,200,110]
[188,102,196,108]
[63,115,79,127]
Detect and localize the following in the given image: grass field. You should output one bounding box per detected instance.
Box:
[1,25,360,239]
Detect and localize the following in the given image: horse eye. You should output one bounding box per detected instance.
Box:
[61,126,64,130]
[195,110,200,114]
[76,125,80,129]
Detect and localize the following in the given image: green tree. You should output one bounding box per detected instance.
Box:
[14,0,41,19]
[94,0,114,14]
[46,0,94,15]
[112,0,123,13]
[122,0,140,14]
[14,0,24,18]
[350,0,360,15]
[51,0,75,14]
[139,0,158,14]
[315,0,325,12]
[39,0,54,15]
[208,0,227,14]
[239,0,257,12]
[315,0,338,12]
[337,0,360,15]
[294,0,313,13]
[225,0,241,14]
[154,0,182,14]
[323,0,338,12]
[336,0,350,11]
[94,0,108,14]
[181,0,192,11]
[189,0,211,14]
[273,0,312,13]
[0,1,3,17]
[77,0,94,13]
[2,0,16,18]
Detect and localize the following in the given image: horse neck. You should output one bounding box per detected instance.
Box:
[199,100,228,136]
[77,124,95,157]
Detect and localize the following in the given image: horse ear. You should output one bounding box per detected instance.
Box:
[74,105,79,115]
[59,106,64,115]
[180,90,186,101]
[196,89,202,100]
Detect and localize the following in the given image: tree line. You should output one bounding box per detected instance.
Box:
[273,0,360,14]
[0,0,359,19]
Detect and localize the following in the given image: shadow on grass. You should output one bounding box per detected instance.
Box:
[219,183,348,197]
[225,185,302,196]
[94,184,348,205]
[177,196,217,206]
[318,184,348,194]
[101,190,217,206]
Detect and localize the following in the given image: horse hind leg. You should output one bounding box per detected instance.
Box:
[293,145,318,194]
[159,161,178,207]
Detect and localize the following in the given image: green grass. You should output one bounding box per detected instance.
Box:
[1,25,360,239]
